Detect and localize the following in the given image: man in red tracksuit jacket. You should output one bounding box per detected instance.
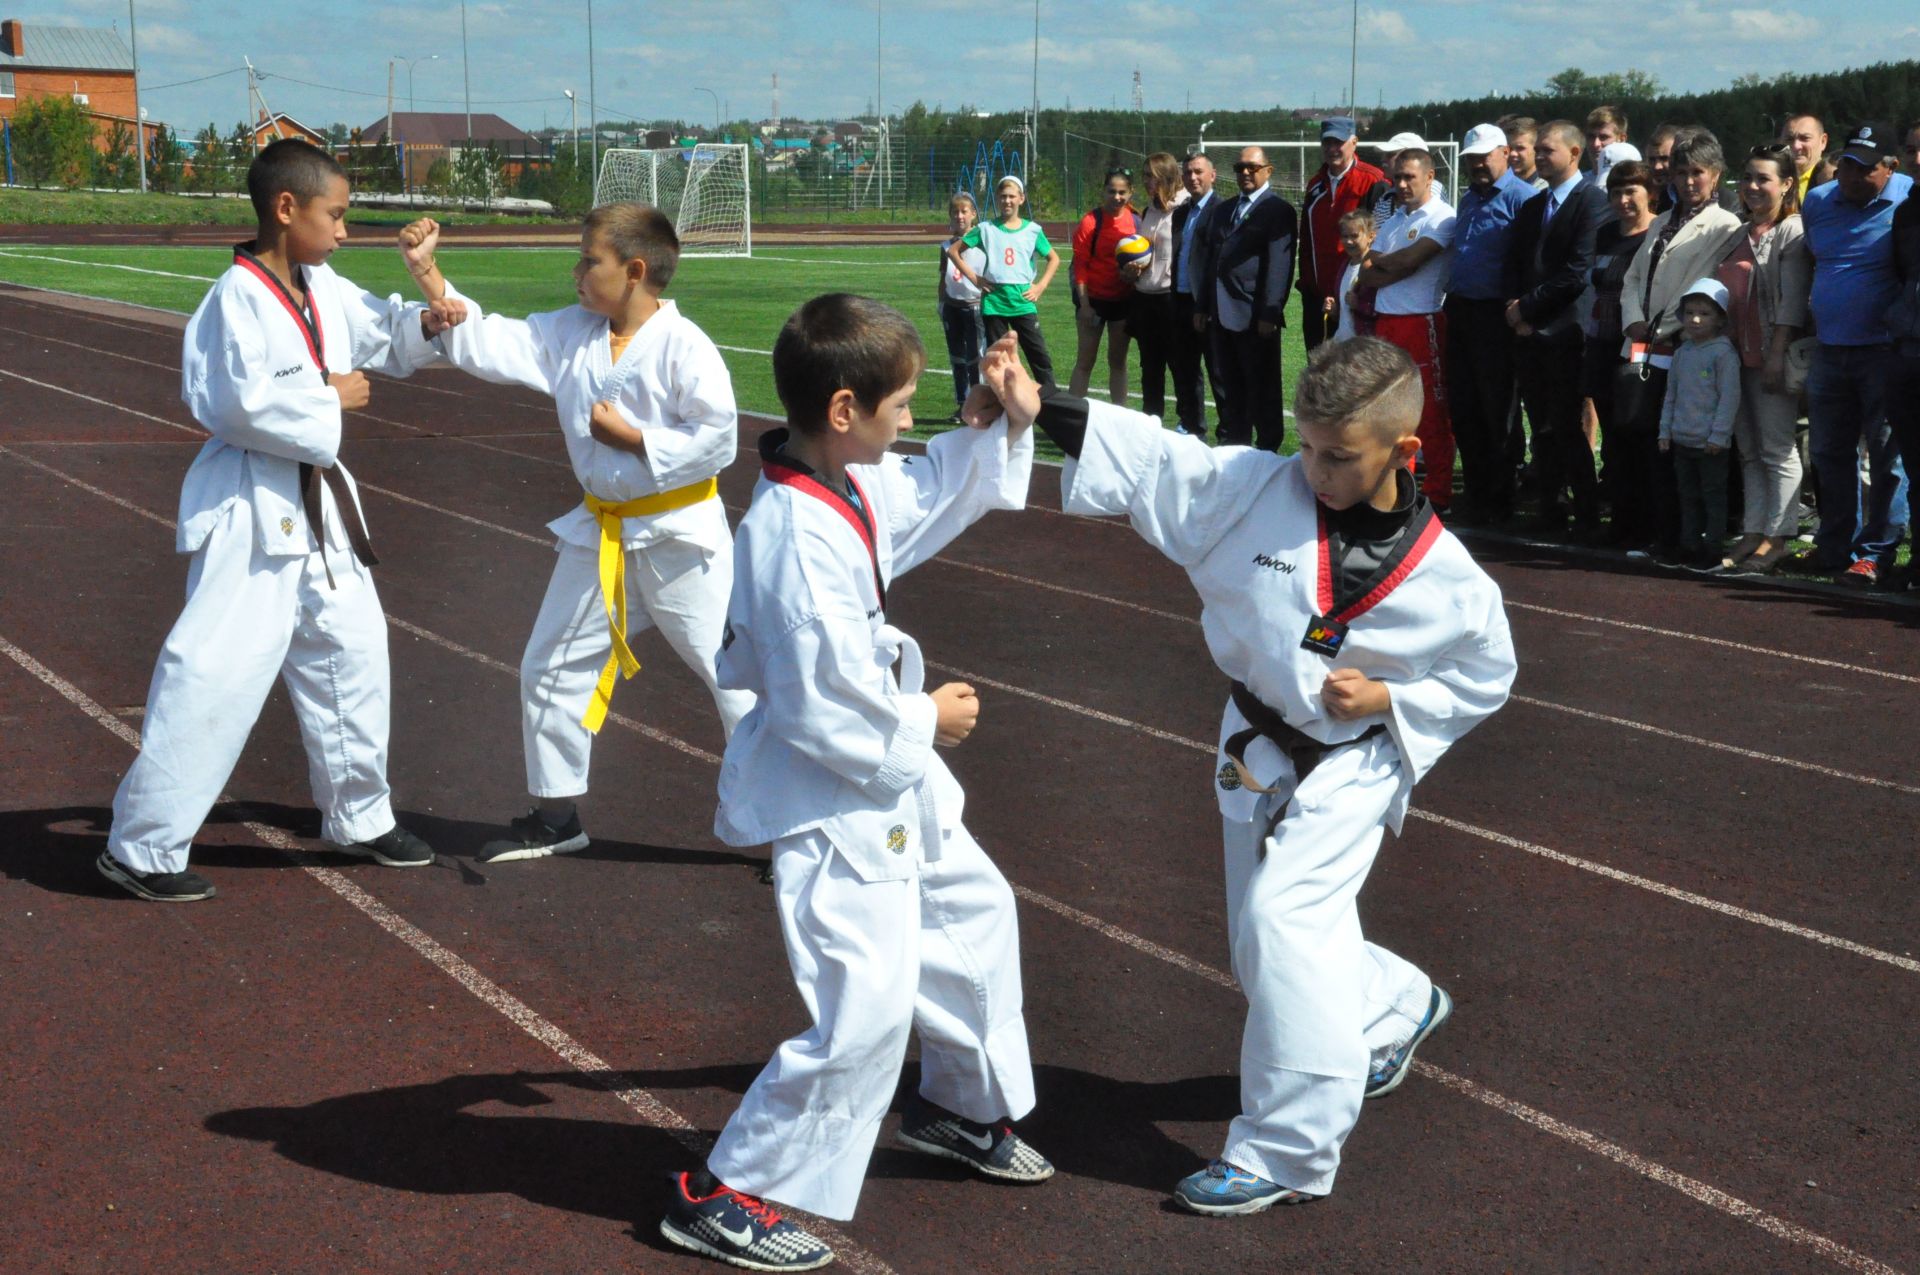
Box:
[1298,116,1391,351]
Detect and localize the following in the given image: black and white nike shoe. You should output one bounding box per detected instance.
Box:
[331,824,435,868]
[893,1092,1054,1183]
[95,850,217,902]
[659,1172,833,1272]
[476,808,589,864]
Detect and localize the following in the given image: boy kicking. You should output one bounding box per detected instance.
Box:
[98,139,458,902]
[398,205,753,863]
[972,336,1515,1213]
[660,302,1047,1270]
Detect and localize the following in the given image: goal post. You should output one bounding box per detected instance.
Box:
[593,143,752,258]
[1196,138,1461,209]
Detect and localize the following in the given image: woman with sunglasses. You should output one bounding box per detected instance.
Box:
[1068,167,1140,404]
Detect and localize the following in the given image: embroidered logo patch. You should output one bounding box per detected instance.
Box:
[886,824,908,854]
[1251,551,1295,574]
[272,363,305,379]
[280,517,295,536]
[1217,761,1243,791]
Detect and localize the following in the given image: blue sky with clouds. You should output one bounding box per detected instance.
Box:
[34,0,1920,137]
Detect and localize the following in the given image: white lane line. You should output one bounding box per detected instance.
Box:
[926,659,1920,978]
[1504,601,1920,687]
[0,629,893,1275]
[0,248,221,281]
[7,475,1907,1275]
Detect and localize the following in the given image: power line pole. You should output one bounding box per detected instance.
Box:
[129,0,146,192]
[1348,0,1358,114]
[460,0,472,140]
[586,0,598,190]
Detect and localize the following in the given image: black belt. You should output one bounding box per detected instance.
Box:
[299,461,379,589]
[1225,680,1386,795]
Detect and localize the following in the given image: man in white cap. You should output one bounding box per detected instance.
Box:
[1444,123,1534,523]
[1368,132,1426,229]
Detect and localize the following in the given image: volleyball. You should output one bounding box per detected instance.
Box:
[1114,234,1153,267]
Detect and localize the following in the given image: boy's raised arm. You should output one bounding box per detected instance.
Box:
[396,220,560,396]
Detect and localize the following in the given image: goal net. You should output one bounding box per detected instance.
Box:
[593,143,752,257]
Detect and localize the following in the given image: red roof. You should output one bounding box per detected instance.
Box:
[360,111,538,146]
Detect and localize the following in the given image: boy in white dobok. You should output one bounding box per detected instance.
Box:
[977,336,1516,1214]
[398,204,753,863]
[98,139,460,903]
[658,301,1049,1272]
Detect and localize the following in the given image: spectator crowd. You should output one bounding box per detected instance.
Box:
[937,107,1920,590]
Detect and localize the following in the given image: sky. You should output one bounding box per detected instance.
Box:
[33,0,1920,139]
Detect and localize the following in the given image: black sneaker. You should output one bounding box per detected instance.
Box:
[477,808,589,864]
[95,850,216,902]
[333,824,435,867]
[893,1092,1054,1183]
[659,1172,833,1271]
[1366,985,1453,1098]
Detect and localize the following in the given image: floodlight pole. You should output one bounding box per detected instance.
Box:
[1348,0,1358,115]
[695,86,719,134]
[586,0,598,189]
[129,0,146,192]
[460,0,472,140]
[565,90,578,165]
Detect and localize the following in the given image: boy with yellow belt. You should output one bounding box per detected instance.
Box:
[399,205,753,861]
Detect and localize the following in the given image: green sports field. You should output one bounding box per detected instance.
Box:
[0,241,1308,450]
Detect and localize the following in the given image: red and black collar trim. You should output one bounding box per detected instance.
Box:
[233,242,325,369]
[1313,498,1442,626]
[759,427,886,608]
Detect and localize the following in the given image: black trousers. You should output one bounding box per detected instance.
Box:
[983,311,1055,388]
[1128,289,1176,418]
[1515,334,1598,523]
[1299,287,1331,352]
[1211,320,1285,451]
[1170,294,1223,439]
[1443,296,1519,514]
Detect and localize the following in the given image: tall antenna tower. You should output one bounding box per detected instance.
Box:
[771,72,780,129]
[1130,67,1144,112]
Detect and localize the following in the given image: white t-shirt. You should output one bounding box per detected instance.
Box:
[1373,195,1456,315]
[1332,261,1364,342]
[941,236,986,304]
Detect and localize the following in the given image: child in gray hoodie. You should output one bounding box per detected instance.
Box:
[1660,277,1741,568]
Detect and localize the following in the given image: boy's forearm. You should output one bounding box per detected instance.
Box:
[409,258,447,303]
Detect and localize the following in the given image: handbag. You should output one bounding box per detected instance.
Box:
[1611,356,1667,435]
[1782,335,1819,396]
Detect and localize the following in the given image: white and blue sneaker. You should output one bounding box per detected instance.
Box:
[1366,984,1453,1099]
[893,1092,1054,1183]
[1173,1159,1319,1215]
[659,1172,833,1271]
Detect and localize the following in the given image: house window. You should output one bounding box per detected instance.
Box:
[0,72,15,99]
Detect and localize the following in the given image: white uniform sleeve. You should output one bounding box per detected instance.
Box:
[1060,398,1270,566]
[1383,578,1516,786]
[433,282,564,395]
[183,288,341,466]
[630,327,738,490]
[874,418,1035,577]
[333,276,439,377]
[757,608,940,802]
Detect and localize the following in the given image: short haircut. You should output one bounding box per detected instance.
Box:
[1183,152,1214,169]
[1586,105,1628,136]
[583,201,681,290]
[247,139,346,220]
[1669,126,1725,176]
[773,294,926,435]
[1496,114,1538,142]
[1392,148,1435,176]
[1540,119,1584,153]
[1783,112,1825,135]
[1336,206,1374,234]
[1605,159,1657,198]
[947,191,977,214]
[1648,122,1681,149]
[1293,337,1423,441]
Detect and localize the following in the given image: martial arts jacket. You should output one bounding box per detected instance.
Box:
[1060,400,1516,832]
[178,247,441,558]
[714,422,1034,880]
[433,285,737,553]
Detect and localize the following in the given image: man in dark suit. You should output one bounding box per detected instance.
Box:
[1506,119,1611,534]
[1170,152,1227,440]
[1195,146,1297,450]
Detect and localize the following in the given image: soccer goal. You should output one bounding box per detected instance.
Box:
[593,143,752,257]
[1196,138,1462,209]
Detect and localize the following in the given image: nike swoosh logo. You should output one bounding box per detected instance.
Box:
[955,1126,996,1152]
[711,1219,755,1248]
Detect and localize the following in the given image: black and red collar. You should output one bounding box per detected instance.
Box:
[759,428,885,608]
[1313,487,1442,627]
[233,242,325,369]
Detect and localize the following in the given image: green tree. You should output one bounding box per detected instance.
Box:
[11,94,96,189]
[187,123,223,193]
[147,123,182,193]
[96,120,134,189]
[424,156,453,201]
[452,142,503,207]
[1540,67,1663,99]
[224,123,254,193]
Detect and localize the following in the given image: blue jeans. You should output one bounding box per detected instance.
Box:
[939,302,985,408]
[1806,343,1909,567]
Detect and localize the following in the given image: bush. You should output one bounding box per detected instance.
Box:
[12,94,95,189]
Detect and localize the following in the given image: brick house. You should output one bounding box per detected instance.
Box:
[0,18,163,154]
[359,111,543,190]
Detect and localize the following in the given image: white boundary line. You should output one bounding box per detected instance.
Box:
[0,471,1906,1273]
[0,248,222,281]
[0,632,893,1275]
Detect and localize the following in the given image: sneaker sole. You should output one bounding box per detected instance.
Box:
[475,832,591,864]
[892,1130,1056,1183]
[1173,1188,1317,1216]
[324,840,436,869]
[657,1218,834,1272]
[95,852,216,902]
[1366,985,1454,1100]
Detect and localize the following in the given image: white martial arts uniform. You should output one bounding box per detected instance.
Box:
[107,247,442,875]
[432,284,753,796]
[1059,399,1516,1196]
[704,420,1035,1221]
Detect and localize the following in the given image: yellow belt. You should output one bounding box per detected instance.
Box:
[580,477,720,732]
